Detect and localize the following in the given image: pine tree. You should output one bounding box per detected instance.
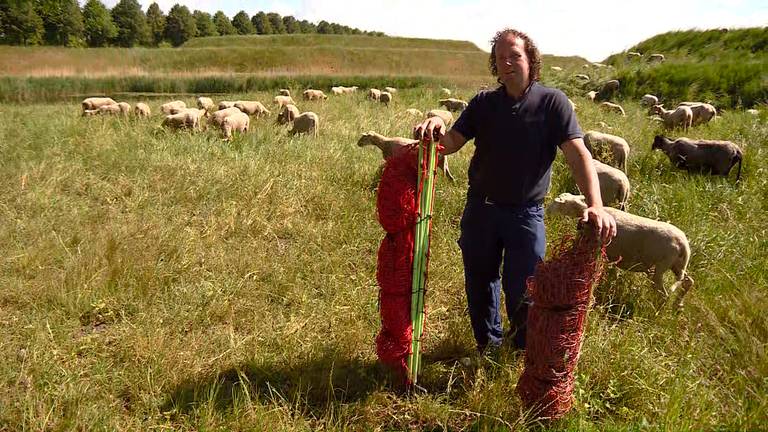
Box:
[164,3,197,47]
[82,0,116,47]
[145,2,165,46]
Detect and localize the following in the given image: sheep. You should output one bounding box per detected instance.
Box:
[438,98,468,112]
[592,62,608,68]
[290,112,319,137]
[81,109,100,117]
[440,88,452,96]
[278,89,291,97]
[574,73,590,81]
[652,105,693,130]
[116,102,131,116]
[209,107,242,128]
[134,102,151,118]
[588,159,630,209]
[597,79,620,101]
[81,97,117,111]
[196,97,215,112]
[404,108,423,117]
[550,66,562,71]
[368,88,381,101]
[218,101,237,110]
[583,130,630,172]
[160,100,186,115]
[342,86,359,94]
[357,131,455,181]
[678,102,716,126]
[648,53,665,63]
[586,90,598,102]
[547,193,693,308]
[234,101,271,118]
[276,104,300,125]
[599,101,626,116]
[331,86,344,95]
[626,51,642,59]
[747,109,759,115]
[651,135,743,180]
[641,94,659,106]
[384,86,397,93]
[97,104,123,116]
[426,109,454,127]
[379,91,393,106]
[162,108,207,131]
[568,98,577,112]
[222,112,250,141]
[274,95,296,108]
[303,89,328,101]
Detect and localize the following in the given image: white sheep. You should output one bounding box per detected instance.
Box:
[438,98,468,112]
[426,109,454,127]
[209,107,242,128]
[81,109,100,117]
[586,90,598,102]
[160,100,186,115]
[277,104,300,125]
[290,112,319,137]
[574,73,590,81]
[81,97,116,111]
[278,89,291,97]
[547,193,693,307]
[599,101,626,116]
[583,130,630,172]
[357,131,455,181]
[641,94,659,106]
[747,109,759,115]
[368,88,381,101]
[222,112,250,140]
[134,102,151,117]
[678,102,716,126]
[648,53,665,63]
[440,88,452,96]
[550,66,562,71]
[379,91,392,106]
[331,86,344,95]
[303,89,328,101]
[626,51,642,59]
[384,86,397,93]
[196,97,215,112]
[589,159,630,209]
[274,95,296,108]
[218,101,237,110]
[652,105,693,130]
[340,86,358,94]
[97,104,123,116]
[234,101,271,118]
[116,102,131,116]
[404,108,423,117]
[651,135,743,180]
[162,108,207,131]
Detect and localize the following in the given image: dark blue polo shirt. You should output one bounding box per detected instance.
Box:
[452,82,582,205]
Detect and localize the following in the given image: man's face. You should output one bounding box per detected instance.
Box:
[495,35,530,89]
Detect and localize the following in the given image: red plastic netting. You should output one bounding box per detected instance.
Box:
[375,146,419,382]
[517,230,605,420]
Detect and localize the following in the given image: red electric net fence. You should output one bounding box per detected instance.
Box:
[517,230,606,419]
[374,146,419,382]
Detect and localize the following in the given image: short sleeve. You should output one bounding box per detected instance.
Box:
[549,90,583,147]
[452,93,481,141]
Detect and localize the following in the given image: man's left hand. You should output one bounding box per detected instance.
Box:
[582,206,617,244]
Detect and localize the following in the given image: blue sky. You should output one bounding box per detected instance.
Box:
[98,0,768,61]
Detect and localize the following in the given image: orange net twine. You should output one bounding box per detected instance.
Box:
[517,229,606,420]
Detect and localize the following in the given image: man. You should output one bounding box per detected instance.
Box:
[413,29,616,353]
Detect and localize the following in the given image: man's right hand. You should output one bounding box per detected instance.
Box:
[413,117,446,142]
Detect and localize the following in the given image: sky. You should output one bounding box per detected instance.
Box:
[98,0,768,61]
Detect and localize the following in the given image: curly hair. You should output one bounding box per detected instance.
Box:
[488,28,541,83]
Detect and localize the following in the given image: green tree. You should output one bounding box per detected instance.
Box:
[164,3,196,47]
[298,19,314,34]
[82,0,116,47]
[213,11,235,35]
[111,0,148,47]
[0,0,44,45]
[231,10,253,35]
[282,15,298,34]
[145,2,165,46]
[251,11,271,34]
[266,12,285,34]
[316,20,330,34]
[37,0,84,46]
[192,10,217,37]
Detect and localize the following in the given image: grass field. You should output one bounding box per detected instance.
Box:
[0,86,766,430]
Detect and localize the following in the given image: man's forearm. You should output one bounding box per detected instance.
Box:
[439,129,466,155]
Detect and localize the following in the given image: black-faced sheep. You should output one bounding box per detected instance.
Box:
[290,112,319,137]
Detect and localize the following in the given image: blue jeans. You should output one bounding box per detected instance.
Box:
[458,195,546,351]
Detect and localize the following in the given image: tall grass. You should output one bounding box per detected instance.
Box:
[183,33,482,51]
[0,86,766,430]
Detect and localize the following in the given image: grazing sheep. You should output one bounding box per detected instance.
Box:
[116,102,131,116]
[274,95,296,108]
[160,100,186,115]
[276,104,300,125]
[574,73,590,81]
[583,130,630,172]
[218,101,237,110]
[357,131,455,181]
[599,101,626,116]
[134,102,151,117]
[162,108,207,131]
[303,89,328,101]
[279,89,291,97]
[592,62,608,68]
[547,193,693,308]
[97,104,123,116]
[627,51,642,59]
[648,53,665,63]
[586,91,598,102]
[440,87,452,96]
[426,109,454,127]
[438,98,468,112]
[209,107,242,128]
[368,88,381,101]
[384,86,397,93]
[81,97,117,111]
[290,112,319,137]
[641,94,659,106]
[196,97,215,112]
[379,91,393,106]
[568,98,577,112]
[342,86,359,94]
[589,159,630,209]
[222,112,250,140]
[234,101,271,118]
[550,66,562,71]
[652,135,743,180]
[652,105,693,130]
[597,79,620,101]
[747,109,759,115]
[81,109,100,117]
[404,108,423,117]
[331,86,344,95]
[678,102,716,126]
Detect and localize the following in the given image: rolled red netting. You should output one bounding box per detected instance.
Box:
[517,230,605,420]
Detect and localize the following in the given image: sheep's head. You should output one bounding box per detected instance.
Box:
[357,132,376,147]
[652,104,664,115]
[546,193,587,218]
[652,135,668,151]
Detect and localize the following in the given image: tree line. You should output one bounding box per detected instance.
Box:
[0,0,386,48]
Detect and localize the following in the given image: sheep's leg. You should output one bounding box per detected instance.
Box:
[651,266,670,309]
